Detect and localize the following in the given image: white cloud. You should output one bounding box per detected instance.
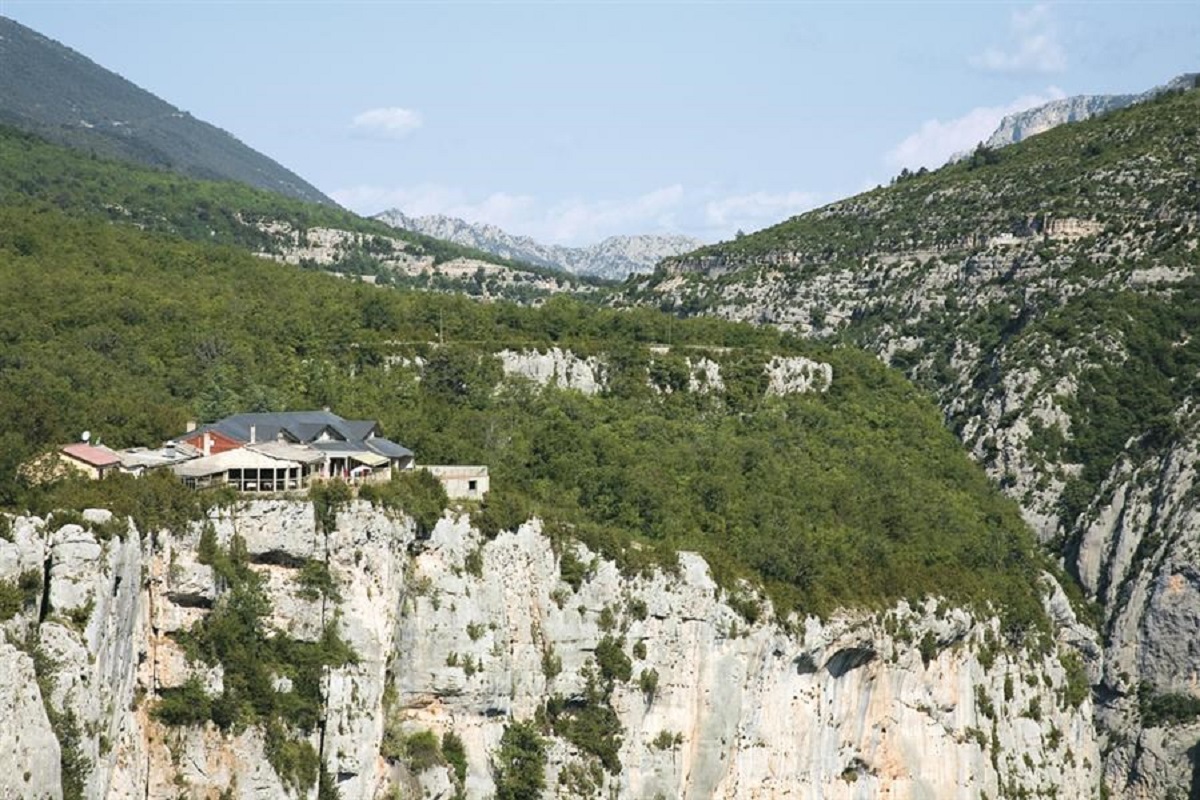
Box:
[704,191,818,234]
[350,107,423,139]
[540,185,686,244]
[971,4,1067,74]
[330,183,820,245]
[885,87,1066,172]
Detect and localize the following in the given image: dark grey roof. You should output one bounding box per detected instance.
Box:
[309,441,365,455]
[344,420,379,441]
[364,438,415,459]
[178,410,406,456]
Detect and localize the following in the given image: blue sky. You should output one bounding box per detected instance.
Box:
[3,1,1197,244]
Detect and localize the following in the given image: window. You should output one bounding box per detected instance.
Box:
[468,480,478,493]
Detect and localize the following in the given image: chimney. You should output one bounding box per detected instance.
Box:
[185,420,197,433]
[250,425,257,444]
[203,434,212,456]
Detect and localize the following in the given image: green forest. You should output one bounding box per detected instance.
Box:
[0,192,1047,627]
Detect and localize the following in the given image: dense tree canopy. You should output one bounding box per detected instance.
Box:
[0,201,1047,625]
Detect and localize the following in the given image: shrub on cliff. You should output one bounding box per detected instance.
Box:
[493,720,546,800]
[359,468,448,536]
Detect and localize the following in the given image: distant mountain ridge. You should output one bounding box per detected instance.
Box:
[375,209,704,279]
[982,72,1199,149]
[0,16,336,206]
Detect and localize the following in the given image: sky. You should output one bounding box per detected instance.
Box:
[2,1,1197,246]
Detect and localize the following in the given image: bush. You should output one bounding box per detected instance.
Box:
[167,536,357,740]
[42,470,205,537]
[559,547,590,592]
[473,489,531,539]
[494,720,546,800]
[197,522,220,565]
[442,731,468,784]
[595,636,632,685]
[310,479,353,534]
[152,677,211,726]
[627,598,647,621]
[264,721,320,794]
[1138,683,1200,727]
[463,545,484,578]
[1061,650,1090,709]
[404,729,444,773]
[638,668,659,702]
[541,664,626,774]
[919,631,939,667]
[0,578,24,621]
[360,469,448,536]
[296,559,340,602]
[651,730,682,750]
[541,648,562,680]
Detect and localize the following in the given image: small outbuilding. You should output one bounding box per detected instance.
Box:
[421,465,489,500]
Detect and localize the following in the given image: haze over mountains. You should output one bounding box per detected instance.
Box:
[0,15,336,207]
[376,209,704,279]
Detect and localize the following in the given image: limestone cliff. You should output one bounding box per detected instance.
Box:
[632,83,1200,797]
[2,501,1100,798]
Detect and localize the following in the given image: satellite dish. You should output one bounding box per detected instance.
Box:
[81,431,91,443]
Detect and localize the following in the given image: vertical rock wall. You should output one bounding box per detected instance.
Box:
[2,501,1101,799]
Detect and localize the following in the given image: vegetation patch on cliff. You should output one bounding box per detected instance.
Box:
[154,529,357,793]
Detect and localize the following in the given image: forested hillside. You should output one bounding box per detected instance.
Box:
[0,15,336,206]
[0,124,606,301]
[0,196,1050,625]
[627,81,1200,796]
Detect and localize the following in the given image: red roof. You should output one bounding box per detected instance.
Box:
[61,443,122,468]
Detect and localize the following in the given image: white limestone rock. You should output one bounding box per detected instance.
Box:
[0,640,62,800]
[498,347,607,394]
[48,524,102,615]
[9,501,1104,799]
[764,355,833,395]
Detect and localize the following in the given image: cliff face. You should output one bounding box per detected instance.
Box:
[2,501,1100,798]
[631,85,1200,796]
[1071,405,1200,798]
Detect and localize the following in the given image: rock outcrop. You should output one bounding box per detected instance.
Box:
[497,347,832,399]
[0,640,61,799]
[498,348,608,395]
[3,501,1101,798]
[250,221,590,299]
[981,73,1199,150]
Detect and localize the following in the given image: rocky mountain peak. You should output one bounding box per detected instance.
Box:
[374,209,704,280]
[983,71,1199,149]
